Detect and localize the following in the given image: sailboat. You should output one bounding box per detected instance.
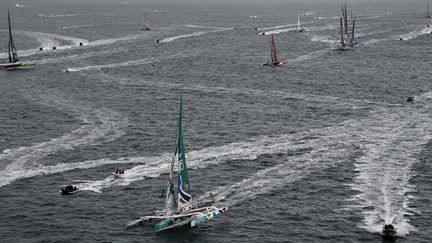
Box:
[140,10,151,31]
[125,94,228,233]
[426,0,431,18]
[262,34,288,66]
[0,11,35,70]
[336,17,348,50]
[294,16,305,32]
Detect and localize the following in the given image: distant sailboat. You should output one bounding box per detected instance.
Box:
[294,16,305,32]
[0,11,35,70]
[140,10,151,31]
[262,34,288,66]
[125,94,228,233]
[426,0,431,18]
[337,16,348,50]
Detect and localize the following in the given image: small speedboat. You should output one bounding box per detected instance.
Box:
[61,185,79,195]
[382,224,397,240]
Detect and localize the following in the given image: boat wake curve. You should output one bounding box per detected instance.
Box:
[347,101,432,236]
[159,29,228,43]
[0,93,128,187]
[398,26,432,41]
[66,50,200,72]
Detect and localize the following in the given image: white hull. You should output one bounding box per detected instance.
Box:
[1,62,35,70]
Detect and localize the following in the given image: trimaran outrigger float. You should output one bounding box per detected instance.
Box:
[125,95,228,232]
[1,11,35,70]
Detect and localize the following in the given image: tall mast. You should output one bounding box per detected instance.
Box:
[271,34,278,63]
[428,0,430,17]
[340,17,345,46]
[177,94,192,212]
[350,16,356,46]
[344,3,348,36]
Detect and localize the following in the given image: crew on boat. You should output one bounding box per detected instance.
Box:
[115,169,125,174]
[63,184,78,192]
[384,224,395,231]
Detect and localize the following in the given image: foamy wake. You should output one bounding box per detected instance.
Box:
[76,125,354,193]
[258,27,297,35]
[0,30,88,59]
[159,29,226,43]
[37,48,126,65]
[185,24,234,30]
[256,24,297,31]
[65,50,199,72]
[0,93,129,187]
[398,26,432,41]
[349,100,432,236]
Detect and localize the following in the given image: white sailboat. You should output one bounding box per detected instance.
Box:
[294,16,305,32]
[125,94,228,233]
[140,10,151,31]
[1,11,35,70]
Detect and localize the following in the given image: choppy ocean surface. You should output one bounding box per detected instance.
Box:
[0,0,431,242]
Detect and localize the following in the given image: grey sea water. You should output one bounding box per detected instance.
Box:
[0,0,431,242]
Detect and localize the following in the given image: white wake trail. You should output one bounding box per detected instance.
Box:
[0,93,128,187]
[66,50,199,72]
[349,98,432,236]
[398,26,432,41]
[159,29,228,43]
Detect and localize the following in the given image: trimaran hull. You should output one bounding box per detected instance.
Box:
[125,95,228,233]
[1,62,35,70]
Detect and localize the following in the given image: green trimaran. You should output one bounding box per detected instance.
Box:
[125,94,228,232]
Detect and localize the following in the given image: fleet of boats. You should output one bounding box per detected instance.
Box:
[4,1,429,238]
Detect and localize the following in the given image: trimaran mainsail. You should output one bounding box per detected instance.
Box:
[1,11,34,70]
[262,34,288,66]
[125,94,228,232]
